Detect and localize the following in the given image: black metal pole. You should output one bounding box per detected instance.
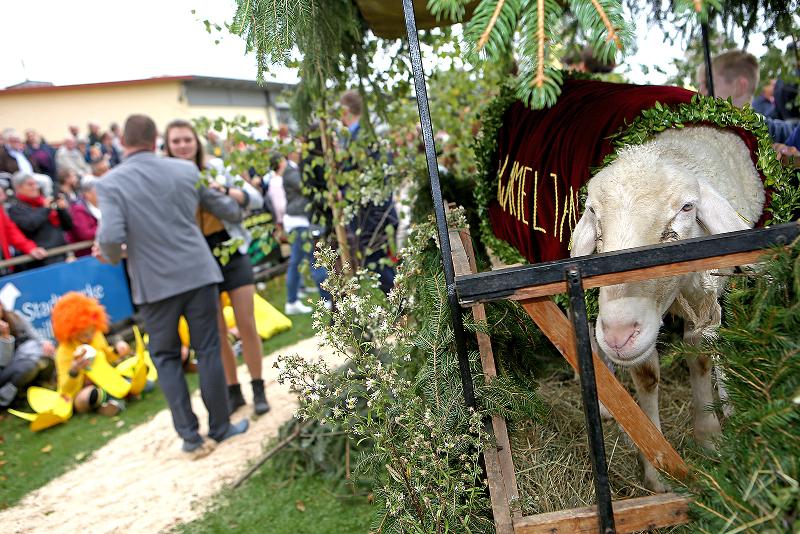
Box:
[701,21,715,97]
[567,266,616,534]
[401,0,476,408]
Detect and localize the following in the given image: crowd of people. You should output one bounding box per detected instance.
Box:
[0,88,402,456]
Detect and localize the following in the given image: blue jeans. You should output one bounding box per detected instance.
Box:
[286,228,330,304]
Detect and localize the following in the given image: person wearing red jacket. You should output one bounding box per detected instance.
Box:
[0,205,47,270]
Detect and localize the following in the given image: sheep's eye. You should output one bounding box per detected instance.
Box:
[681,202,694,212]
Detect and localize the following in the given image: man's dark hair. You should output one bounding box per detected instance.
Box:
[269,151,284,172]
[123,114,157,147]
[340,90,362,116]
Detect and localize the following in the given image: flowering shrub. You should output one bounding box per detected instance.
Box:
[277,213,543,532]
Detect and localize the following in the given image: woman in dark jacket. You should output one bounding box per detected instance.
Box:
[7,172,72,268]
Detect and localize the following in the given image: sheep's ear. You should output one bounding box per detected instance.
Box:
[570,208,597,257]
[697,179,752,235]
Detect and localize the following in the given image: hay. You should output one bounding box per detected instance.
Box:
[509,360,700,524]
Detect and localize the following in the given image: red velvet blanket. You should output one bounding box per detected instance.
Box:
[488,79,763,264]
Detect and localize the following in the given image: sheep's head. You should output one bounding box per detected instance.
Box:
[570,144,752,367]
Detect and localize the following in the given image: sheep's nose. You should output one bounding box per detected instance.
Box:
[600,319,640,352]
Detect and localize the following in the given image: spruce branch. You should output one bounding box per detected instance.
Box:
[477,0,506,50]
[589,0,623,50]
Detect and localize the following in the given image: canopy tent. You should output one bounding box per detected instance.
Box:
[354,0,477,38]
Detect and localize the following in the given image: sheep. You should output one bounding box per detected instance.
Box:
[569,125,765,492]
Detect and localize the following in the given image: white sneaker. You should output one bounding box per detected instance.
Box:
[285,300,313,315]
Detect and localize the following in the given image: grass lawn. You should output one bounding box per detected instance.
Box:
[174,461,374,534]
[0,274,315,510]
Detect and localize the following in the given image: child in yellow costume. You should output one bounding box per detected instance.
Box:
[51,292,131,416]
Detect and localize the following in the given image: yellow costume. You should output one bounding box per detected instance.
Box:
[55,331,131,399]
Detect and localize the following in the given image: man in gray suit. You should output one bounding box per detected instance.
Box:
[94,114,248,455]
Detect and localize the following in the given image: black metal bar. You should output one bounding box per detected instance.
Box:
[456,223,799,304]
[701,21,715,97]
[567,267,616,534]
[401,0,476,407]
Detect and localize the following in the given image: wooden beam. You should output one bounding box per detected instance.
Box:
[513,493,691,533]
[506,250,763,301]
[521,297,689,479]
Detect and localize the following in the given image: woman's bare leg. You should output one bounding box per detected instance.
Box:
[228,284,262,380]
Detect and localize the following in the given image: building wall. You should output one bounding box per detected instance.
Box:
[0,81,282,143]
[0,82,185,142]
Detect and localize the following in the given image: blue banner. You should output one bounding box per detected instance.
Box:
[0,258,134,339]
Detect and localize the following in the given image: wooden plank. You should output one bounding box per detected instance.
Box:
[513,493,691,533]
[455,222,799,305]
[491,414,521,521]
[521,297,689,480]
[505,250,763,301]
[485,445,515,533]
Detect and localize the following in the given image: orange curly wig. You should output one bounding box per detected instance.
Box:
[51,292,109,343]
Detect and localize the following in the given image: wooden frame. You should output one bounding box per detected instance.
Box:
[447,217,797,533]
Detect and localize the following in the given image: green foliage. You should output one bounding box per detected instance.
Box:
[463,0,523,61]
[427,0,473,22]
[678,238,800,533]
[277,216,544,532]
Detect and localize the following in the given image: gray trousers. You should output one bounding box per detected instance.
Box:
[139,284,230,442]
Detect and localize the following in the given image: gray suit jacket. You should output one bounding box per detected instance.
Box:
[96,151,243,305]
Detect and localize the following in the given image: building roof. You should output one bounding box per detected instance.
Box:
[0,75,293,95]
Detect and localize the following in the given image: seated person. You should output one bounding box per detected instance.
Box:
[0,305,56,408]
[51,292,131,416]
